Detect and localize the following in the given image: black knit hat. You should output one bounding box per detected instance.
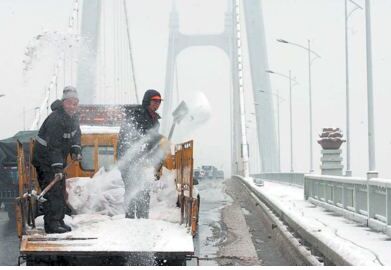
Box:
[142,89,162,107]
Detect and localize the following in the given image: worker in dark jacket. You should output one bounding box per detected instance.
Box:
[32,86,82,234]
[118,89,164,219]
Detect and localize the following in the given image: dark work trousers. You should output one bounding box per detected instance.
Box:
[119,141,163,219]
[35,167,65,225]
[121,167,151,219]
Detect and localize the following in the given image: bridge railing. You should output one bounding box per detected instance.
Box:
[251,172,305,187]
[304,174,391,236]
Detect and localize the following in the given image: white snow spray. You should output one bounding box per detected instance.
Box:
[116,131,167,217]
[173,91,212,143]
[67,131,179,222]
[22,31,81,84]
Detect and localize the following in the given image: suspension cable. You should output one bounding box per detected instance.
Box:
[31,0,80,130]
[175,60,180,104]
[112,1,118,103]
[123,0,139,103]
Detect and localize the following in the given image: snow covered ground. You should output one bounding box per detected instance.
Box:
[33,214,193,253]
[244,178,391,266]
[30,166,193,253]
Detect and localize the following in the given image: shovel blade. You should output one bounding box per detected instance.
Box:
[172,101,189,124]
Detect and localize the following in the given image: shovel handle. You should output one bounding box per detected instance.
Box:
[36,161,75,200]
[168,123,176,140]
[37,174,62,200]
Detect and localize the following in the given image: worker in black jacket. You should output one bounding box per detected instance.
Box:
[118,89,164,219]
[32,86,82,234]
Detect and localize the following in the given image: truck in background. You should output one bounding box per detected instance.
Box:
[0,130,38,221]
[193,165,225,181]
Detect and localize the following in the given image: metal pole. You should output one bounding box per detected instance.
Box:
[235,0,250,178]
[345,0,352,176]
[123,0,139,103]
[277,88,281,172]
[308,40,314,173]
[23,107,26,131]
[289,70,293,173]
[365,0,377,178]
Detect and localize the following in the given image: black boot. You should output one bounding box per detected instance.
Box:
[44,221,68,234]
[59,220,72,232]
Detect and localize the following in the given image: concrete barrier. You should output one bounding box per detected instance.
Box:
[234,175,353,266]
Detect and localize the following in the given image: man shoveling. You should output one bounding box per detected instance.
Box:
[32,86,82,234]
[118,89,165,219]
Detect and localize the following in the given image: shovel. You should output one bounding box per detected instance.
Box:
[154,101,189,177]
[168,101,189,140]
[25,161,75,203]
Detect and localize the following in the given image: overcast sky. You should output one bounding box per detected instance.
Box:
[1,0,391,178]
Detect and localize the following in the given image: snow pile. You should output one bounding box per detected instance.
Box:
[34,213,193,253]
[66,167,125,216]
[66,165,180,222]
[149,168,180,223]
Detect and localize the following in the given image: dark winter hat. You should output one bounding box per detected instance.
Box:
[142,89,163,107]
[62,86,79,100]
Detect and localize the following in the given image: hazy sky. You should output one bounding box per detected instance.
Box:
[1,0,391,178]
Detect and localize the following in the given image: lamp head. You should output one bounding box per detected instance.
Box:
[276,39,289,43]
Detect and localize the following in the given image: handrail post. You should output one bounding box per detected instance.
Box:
[387,187,391,226]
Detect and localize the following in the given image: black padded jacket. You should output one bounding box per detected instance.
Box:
[117,105,161,160]
[32,100,81,172]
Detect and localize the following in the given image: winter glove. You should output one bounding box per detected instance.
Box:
[71,153,83,161]
[71,145,82,161]
[55,172,64,180]
[53,166,64,180]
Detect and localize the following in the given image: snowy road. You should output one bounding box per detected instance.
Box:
[190,177,291,266]
[0,177,293,266]
[0,208,19,266]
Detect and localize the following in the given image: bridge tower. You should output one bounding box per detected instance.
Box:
[162,0,278,173]
[76,0,102,104]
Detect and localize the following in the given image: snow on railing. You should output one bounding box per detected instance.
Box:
[304,174,391,237]
[251,172,305,187]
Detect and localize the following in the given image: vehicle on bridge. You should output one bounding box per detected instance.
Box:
[216,170,224,179]
[0,130,38,221]
[13,104,200,266]
[201,165,218,179]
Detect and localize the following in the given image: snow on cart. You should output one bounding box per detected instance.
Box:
[14,123,199,266]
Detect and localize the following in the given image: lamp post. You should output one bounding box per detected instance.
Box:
[266,70,298,173]
[259,89,285,172]
[364,0,377,179]
[345,0,363,176]
[276,38,320,173]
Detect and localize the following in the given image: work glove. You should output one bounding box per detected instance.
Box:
[55,172,64,180]
[71,153,83,161]
[71,145,82,161]
[53,166,64,180]
[159,136,171,155]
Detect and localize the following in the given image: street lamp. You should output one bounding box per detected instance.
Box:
[266,70,299,173]
[364,0,377,179]
[259,89,285,172]
[277,38,320,173]
[344,0,363,176]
